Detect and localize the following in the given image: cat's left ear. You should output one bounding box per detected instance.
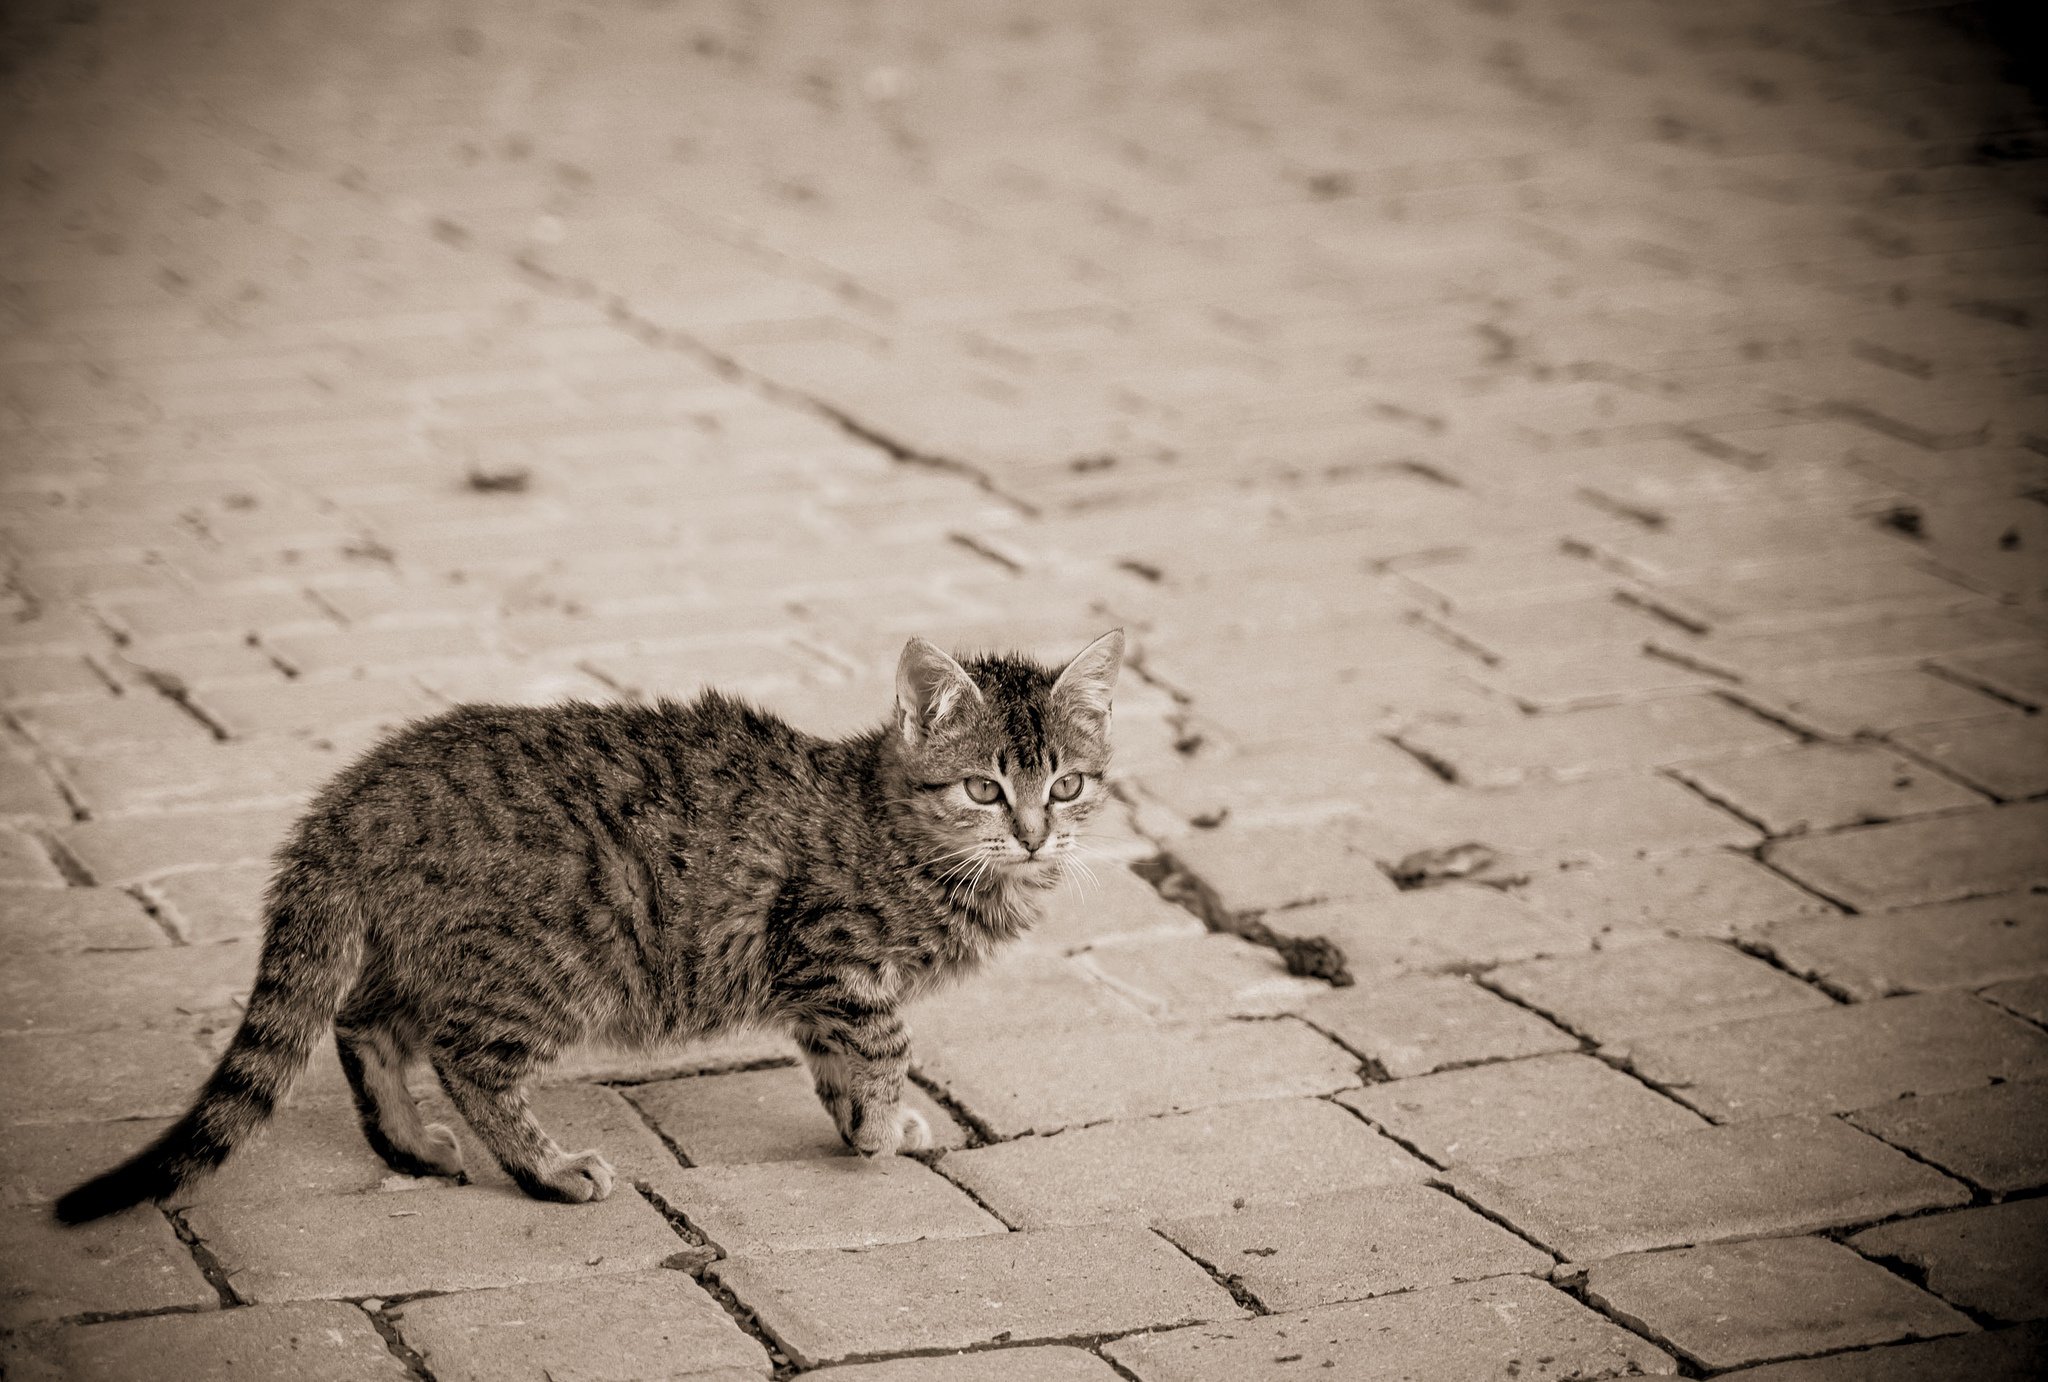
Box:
[897,636,982,747]
[1051,629,1124,729]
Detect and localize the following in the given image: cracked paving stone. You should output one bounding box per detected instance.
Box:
[0,1301,411,1382]
[914,1019,1361,1137]
[184,1183,688,1302]
[1616,991,2048,1121]
[0,1205,219,1328]
[641,1156,1005,1255]
[1156,1182,1552,1312]
[1338,1051,1706,1164]
[1760,893,2048,1001]
[1847,1079,2048,1194]
[802,1348,1123,1381]
[1488,937,1833,1042]
[1851,1199,2048,1323]
[939,1097,1429,1229]
[1100,1275,1675,1381]
[390,1269,771,1381]
[1711,1322,2048,1380]
[1298,972,1578,1077]
[711,1224,1241,1367]
[1452,1115,1967,1260]
[1586,1236,1972,1372]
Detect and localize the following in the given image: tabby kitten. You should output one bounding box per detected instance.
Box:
[57,631,1123,1223]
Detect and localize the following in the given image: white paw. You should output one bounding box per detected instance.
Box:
[853,1105,931,1157]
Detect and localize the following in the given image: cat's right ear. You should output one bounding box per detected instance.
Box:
[896,637,981,747]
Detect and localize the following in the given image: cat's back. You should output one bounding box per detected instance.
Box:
[301,692,831,854]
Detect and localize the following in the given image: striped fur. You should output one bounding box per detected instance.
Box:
[55,632,1121,1221]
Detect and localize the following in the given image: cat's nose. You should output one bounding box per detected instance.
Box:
[1014,814,1049,853]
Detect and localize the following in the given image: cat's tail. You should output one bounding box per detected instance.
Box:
[54,871,365,1224]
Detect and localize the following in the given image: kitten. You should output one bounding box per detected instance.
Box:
[56,630,1123,1223]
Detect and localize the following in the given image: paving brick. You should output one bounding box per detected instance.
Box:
[626,1064,965,1165]
[1712,1323,2048,1381]
[141,864,270,942]
[1359,773,1761,865]
[0,828,65,886]
[1297,879,1591,973]
[11,692,218,755]
[264,622,500,678]
[0,884,165,954]
[1100,1275,1675,1382]
[1129,741,1444,828]
[1490,938,1833,1041]
[1077,933,1330,1019]
[1765,801,2048,909]
[1848,1080,2048,1195]
[941,1098,1430,1229]
[0,1029,218,1124]
[1982,974,2048,1024]
[1158,1182,1551,1312]
[56,736,340,817]
[917,1019,1359,1137]
[391,1270,771,1381]
[643,1157,1004,1254]
[1621,991,2048,1121]
[189,676,438,742]
[1452,1116,1969,1261]
[0,942,255,1034]
[1852,1200,2048,1323]
[185,1183,687,1302]
[1298,973,1578,1077]
[1892,717,2048,802]
[0,749,70,817]
[1940,647,2048,709]
[101,590,338,643]
[806,1348,1120,1382]
[1507,851,1839,944]
[1,1301,411,1382]
[1677,609,2036,680]
[1161,818,1401,913]
[907,949,1149,1050]
[58,807,292,885]
[0,653,117,702]
[1339,1053,1706,1164]
[0,1204,218,1327]
[1396,695,1791,787]
[1735,666,2018,737]
[712,1225,1240,1367]
[1676,742,1985,836]
[1586,1236,1972,1372]
[1647,559,1987,632]
[1763,894,2048,1001]
[1025,863,1205,951]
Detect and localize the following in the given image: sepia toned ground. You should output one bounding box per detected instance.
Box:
[4,0,2048,1377]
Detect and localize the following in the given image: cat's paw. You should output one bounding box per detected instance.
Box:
[417,1122,466,1178]
[533,1149,615,1203]
[853,1105,930,1158]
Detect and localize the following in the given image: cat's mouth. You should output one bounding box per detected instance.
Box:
[998,853,1064,880]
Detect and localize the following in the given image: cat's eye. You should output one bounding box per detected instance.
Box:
[1049,772,1085,802]
[963,776,1003,805]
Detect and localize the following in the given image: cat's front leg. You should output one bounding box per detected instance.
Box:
[796,1006,930,1158]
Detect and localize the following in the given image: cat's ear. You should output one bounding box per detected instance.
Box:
[1051,629,1124,728]
[896,637,982,746]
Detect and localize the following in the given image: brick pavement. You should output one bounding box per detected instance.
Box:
[3,0,2046,1377]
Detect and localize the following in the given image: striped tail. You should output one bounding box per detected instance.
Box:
[54,879,364,1224]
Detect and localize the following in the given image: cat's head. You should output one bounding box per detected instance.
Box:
[890,630,1124,888]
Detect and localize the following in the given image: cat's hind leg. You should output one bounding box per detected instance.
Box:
[430,1044,613,1203]
[798,1008,930,1158]
[334,997,464,1179]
